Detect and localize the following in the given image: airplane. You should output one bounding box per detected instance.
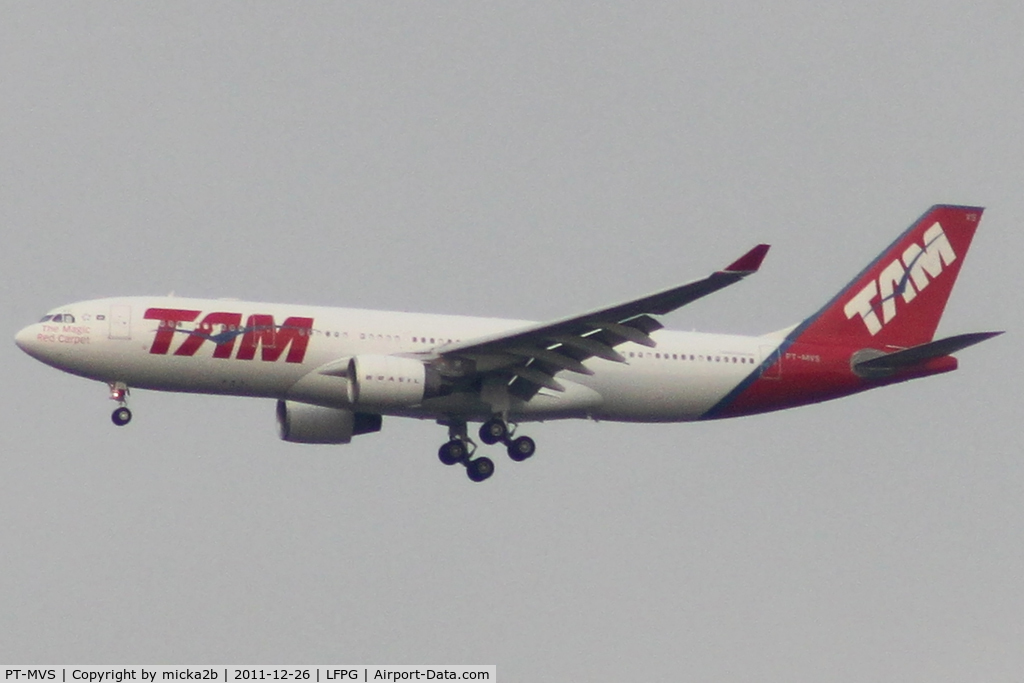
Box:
[15,204,1001,482]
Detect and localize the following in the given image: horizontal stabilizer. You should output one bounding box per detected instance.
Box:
[854,331,1003,373]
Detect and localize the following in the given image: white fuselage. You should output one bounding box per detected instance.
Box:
[17,296,779,423]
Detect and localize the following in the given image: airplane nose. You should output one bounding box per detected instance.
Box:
[15,324,38,355]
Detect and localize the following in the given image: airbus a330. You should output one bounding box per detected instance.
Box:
[16,205,1000,482]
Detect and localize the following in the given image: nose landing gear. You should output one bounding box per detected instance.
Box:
[109,382,132,426]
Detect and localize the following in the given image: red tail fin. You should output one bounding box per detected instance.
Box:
[793,205,983,348]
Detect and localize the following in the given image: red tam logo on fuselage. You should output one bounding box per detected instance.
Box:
[143,308,314,363]
[843,223,957,336]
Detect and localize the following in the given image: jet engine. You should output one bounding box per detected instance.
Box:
[276,400,381,444]
[346,354,441,408]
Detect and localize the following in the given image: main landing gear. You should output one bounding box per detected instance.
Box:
[437,417,536,483]
[480,417,536,462]
[438,421,495,483]
[109,382,132,426]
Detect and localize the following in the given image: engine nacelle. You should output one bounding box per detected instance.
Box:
[347,355,439,408]
[276,400,382,444]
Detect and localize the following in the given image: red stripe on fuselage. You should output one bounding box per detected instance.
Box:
[710,341,958,418]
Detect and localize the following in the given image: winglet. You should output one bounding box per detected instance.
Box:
[723,244,771,274]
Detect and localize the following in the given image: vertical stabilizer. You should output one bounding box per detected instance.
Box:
[792,205,983,348]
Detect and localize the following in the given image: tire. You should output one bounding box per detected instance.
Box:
[438,439,468,466]
[507,435,536,462]
[111,407,132,427]
[479,418,508,445]
[466,456,495,482]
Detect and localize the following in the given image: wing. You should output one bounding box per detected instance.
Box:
[428,244,770,400]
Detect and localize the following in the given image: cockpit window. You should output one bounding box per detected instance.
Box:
[39,315,54,322]
[45,313,76,323]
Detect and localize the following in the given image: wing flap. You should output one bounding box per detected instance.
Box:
[507,345,595,375]
[548,334,627,363]
[586,320,659,347]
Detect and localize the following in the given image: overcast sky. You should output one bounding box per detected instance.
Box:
[2,2,1022,680]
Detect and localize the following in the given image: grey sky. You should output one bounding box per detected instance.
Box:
[2,2,1022,680]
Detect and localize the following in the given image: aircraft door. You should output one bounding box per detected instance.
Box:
[759,345,782,379]
[109,304,132,340]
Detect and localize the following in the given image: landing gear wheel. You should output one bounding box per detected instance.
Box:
[507,435,536,462]
[111,407,132,427]
[479,418,508,445]
[438,439,469,466]
[466,456,495,482]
